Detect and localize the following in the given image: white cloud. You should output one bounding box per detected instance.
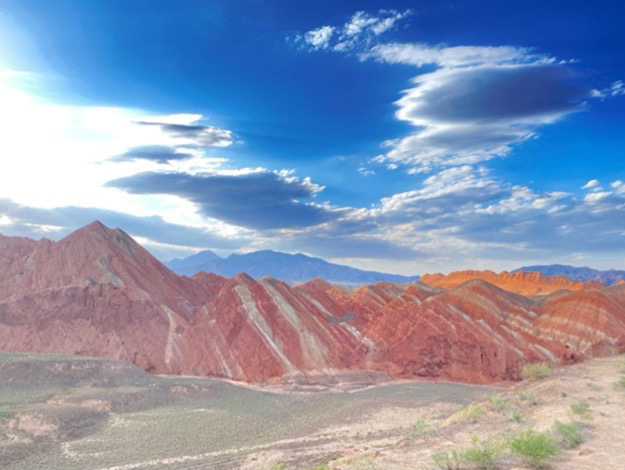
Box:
[581,179,601,190]
[588,80,625,99]
[362,43,538,68]
[372,61,590,172]
[0,72,242,234]
[303,26,335,50]
[610,80,625,96]
[268,164,625,271]
[296,9,411,53]
[297,11,601,174]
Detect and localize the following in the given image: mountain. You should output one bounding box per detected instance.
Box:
[420,269,604,296]
[1,221,625,385]
[513,264,625,286]
[165,249,221,276]
[165,249,421,285]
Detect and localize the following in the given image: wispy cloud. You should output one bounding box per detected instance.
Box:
[0,198,247,256]
[135,120,233,147]
[296,11,604,174]
[294,9,412,52]
[110,145,194,163]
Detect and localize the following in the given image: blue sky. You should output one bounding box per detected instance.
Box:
[0,0,623,274]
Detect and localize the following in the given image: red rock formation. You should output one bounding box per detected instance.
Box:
[0,222,623,385]
[421,269,603,296]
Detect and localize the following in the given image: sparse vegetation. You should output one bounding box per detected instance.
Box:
[570,400,591,420]
[432,449,462,470]
[462,436,506,470]
[510,429,560,468]
[522,362,553,381]
[511,412,523,423]
[517,392,539,405]
[0,410,14,418]
[486,395,508,413]
[462,404,487,423]
[411,418,437,438]
[615,376,625,390]
[552,420,584,448]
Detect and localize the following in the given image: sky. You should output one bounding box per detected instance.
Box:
[0,0,624,275]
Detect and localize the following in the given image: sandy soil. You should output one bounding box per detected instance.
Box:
[250,355,625,470]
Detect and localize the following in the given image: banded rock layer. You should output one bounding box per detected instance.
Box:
[420,270,603,296]
[0,222,624,385]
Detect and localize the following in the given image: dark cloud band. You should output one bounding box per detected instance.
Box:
[107,171,339,230]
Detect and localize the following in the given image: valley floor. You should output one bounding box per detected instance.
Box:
[0,352,623,469]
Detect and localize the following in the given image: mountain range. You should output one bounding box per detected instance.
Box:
[165,249,421,285]
[1,221,624,385]
[420,269,604,295]
[513,264,625,286]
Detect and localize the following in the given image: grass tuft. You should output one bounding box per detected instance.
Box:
[411,418,437,439]
[462,436,506,470]
[552,420,584,448]
[486,395,508,413]
[569,400,592,420]
[522,362,553,381]
[462,404,487,424]
[510,429,560,468]
[432,449,462,470]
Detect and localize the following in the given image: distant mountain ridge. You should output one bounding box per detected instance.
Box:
[165,249,421,285]
[420,269,603,296]
[513,264,625,286]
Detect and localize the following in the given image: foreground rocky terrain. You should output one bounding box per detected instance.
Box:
[0,351,497,470]
[1,351,624,469]
[1,221,625,385]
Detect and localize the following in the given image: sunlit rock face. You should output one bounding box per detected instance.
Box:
[420,269,603,296]
[0,222,623,385]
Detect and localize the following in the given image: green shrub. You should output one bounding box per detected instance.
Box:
[486,395,508,413]
[522,362,553,381]
[463,404,487,423]
[570,400,591,420]
[432,449,462,470]
[462,436,506,470]
[510,429,560,468]
[0,410,13,419]
[511,413,523,423]
[552,420,583,448]
[411,419,437,438]
[616,376,625,390]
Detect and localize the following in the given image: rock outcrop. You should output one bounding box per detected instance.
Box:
[420,269,603,296]
[1,222,624,385]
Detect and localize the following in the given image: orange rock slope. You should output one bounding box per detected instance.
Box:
[0,221,624,385]
[420,269,604,296]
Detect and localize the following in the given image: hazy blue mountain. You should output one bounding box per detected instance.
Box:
[165,249,420,285]
[513,264,625,286]
[165,250,221,277]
